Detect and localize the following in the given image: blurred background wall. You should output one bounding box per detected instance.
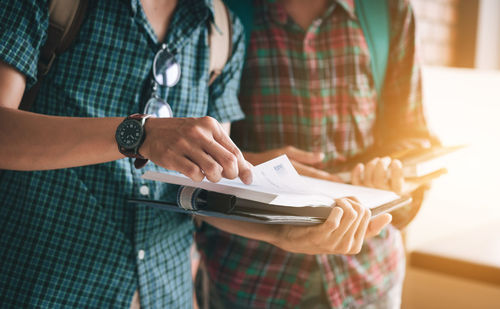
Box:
[401,1,500,308]
[412,0,460,67]
[411,0,500,70]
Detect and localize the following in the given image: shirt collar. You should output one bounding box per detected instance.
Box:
[164,0,212,49]
[266,0,357,25]
[204,0,217,19]
[265,0,288,25]
[337,0,356,20]
[119,0,137,16]
[123,0,212,48]
[122,0,214,18]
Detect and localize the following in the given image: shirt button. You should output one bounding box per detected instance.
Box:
[138,250,145,260]
[139,185,150,196]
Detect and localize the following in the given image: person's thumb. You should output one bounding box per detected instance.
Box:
[365,214,392,238]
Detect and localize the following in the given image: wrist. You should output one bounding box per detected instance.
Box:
[269,228,281,248]
[261,224,282,248]
[203,216,282,247]
[139,117,155,160]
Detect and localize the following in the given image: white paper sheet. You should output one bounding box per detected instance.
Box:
[142,155,400,208]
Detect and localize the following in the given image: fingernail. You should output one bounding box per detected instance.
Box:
[333,206,343,217]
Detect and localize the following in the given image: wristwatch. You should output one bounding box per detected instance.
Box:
[115,113,152,169]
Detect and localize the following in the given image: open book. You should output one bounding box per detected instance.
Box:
[128,155,411,225]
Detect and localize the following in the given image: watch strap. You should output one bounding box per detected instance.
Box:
[134,158,149,169]
[128,113,152,123]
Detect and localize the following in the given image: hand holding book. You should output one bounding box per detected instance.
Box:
[135,155,410,222]
[201,197,392,255]
[130,155,404,255]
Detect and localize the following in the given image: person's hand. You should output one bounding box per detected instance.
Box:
[273,198,392,254]
[244,146,342,182]
[202,198,392,255]
[141,116,252,184]
[351,157,403,194]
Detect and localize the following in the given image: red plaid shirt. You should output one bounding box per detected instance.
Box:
[196,0,430,307]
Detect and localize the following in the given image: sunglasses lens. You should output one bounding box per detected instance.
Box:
[153,48,181,87]
[144,97,173,118]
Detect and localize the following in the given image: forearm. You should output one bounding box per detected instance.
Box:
[200,216,278,245]
[0,106,124,170]
[200,198,392,255]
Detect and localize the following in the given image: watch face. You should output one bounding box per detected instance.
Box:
[116,119,143,149]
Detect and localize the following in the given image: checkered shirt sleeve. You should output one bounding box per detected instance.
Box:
[0,0,247,307]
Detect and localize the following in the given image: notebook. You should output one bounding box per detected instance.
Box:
[128,155,411,225]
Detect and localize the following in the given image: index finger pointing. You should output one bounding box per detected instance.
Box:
[237,157,253,184]
[212,121,253,184]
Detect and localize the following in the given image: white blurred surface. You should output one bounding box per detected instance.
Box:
[405,66,500,252]
[475,0,500,70]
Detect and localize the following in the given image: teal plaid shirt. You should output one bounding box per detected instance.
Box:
[0,0,244,307]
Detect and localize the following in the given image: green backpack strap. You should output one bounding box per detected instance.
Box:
[355,0,390,99]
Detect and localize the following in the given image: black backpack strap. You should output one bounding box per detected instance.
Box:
[19,0,88,111]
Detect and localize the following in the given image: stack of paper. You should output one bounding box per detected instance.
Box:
[142,155,404,211]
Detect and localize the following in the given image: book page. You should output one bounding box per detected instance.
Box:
[299,176,400,209]
[142,155,400,208]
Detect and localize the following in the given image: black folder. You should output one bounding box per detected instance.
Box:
[128,187,412,225]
